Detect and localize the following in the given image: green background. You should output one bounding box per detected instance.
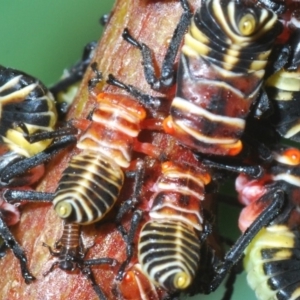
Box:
[0,1,255,299]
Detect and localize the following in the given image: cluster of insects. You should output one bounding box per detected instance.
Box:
[1,0,300,299]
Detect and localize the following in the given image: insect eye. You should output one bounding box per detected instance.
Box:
[283,148,300,165]
[238,13,256,36]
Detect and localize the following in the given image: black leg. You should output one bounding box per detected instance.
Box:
[221,264,240,300]
[0,212,35,283]
[88,62,103,90]
[209,190,285,292]
[99,13,110,27]
[253,89,274,119]
[107,74,162,113]
[202,159,264,179]
[21,125,78,144]
[116,210,143,281]
[3,189,54,203]
[115,159,145,236]
[81,258,117,300]
[43,261,60,276]
[0,239,7,258]
[122,0,192,91]
[83,257,117,267]
[81,266,107,300]
[0,135,77,183]
[257,0,286,14]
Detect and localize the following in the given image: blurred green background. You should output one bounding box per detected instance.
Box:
[0,1,255,299]
[0,1,112,85]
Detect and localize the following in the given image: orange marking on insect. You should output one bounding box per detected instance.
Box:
[283,148,300,165]
[163,116,175,135]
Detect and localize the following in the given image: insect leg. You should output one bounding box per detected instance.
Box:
[209,189,285,292]
[81,266,108,300]
[82,258,117,300]
[0,211,35,283]
[115,161,145,278]
[0,135,77,183]
[116,210,143,281]
[107,74,161,112]
[88,62,103,90]
[202,159,264,179]
[252,89,274,119]
[16,123,78,144]
[122,0,192,90]
[99,13,110,27]
[3,189,53,203]
[116,159,144,228]
[256,0,286,14]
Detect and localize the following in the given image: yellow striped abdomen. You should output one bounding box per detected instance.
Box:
[244,225,300,300]
[53,151,124,225]
[138,162,210,292]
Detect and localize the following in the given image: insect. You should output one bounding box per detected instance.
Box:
[0,66,77,186]
[262,23,300,141]
[50,85,161,225]
[235,147,300,300]
[121,0,282,156]
[0,66,77,283]
[42,222,117,300]
[105,135,217,297]
[135,161,211,293]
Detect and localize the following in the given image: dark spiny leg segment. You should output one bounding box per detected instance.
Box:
[122,0,192,91]
[88,62,103,91]
[115,160,145,279]
[202,159,264,179]
[209,190,285,292]
[0,135,77,183]
[107,74,161,112]
[0,212,35,283]
[116,210,143,281]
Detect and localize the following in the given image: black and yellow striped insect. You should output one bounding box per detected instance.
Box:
[262,24,300,142]
[52,90,152,225]
[137,161,211,293]
[236,147,300,300]
[122,0,282,156]
[0,66,77,283]
[111,155,284,298]
[0,66,75,186]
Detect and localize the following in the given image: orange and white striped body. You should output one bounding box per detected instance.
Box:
[53,93,146,225]
[138,161,211,292]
